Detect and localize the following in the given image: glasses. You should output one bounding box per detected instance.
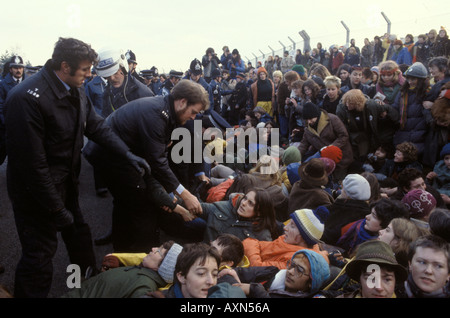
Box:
[286,260,310,278]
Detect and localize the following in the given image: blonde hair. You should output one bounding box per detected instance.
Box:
[310,64,332,80]
[324,75,341,89]
[249,155,281,186]
[341,89,367,111]
[272,70,283,82]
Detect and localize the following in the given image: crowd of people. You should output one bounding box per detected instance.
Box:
[0,25,449,300]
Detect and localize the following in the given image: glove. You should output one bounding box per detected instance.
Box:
[126,151,151,176]
[53,208,74,231]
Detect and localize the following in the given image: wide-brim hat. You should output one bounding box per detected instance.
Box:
[345,240,408,283]
[298,158,328,187]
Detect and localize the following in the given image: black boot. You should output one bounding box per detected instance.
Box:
[94,230,112,246]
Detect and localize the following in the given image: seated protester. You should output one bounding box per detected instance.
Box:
[288,158,334,214]
[196,188,279,242]
[299,102,353,181]
[322,75,344,115]
[378,141,423,182]
[363,144,395,177]
[333,240,408,298]
[336,89,399,163]
[321,174,371,246]
[62,242,183,298]
[378,218,426,267]
[336,198,409,257]
[243,207,330,269]
[234,249,330,298]
[388,167,445,207]
[401,189,437,230]
[253,106,273,123]
[429,208,450,243]
[427,143,450,202]
[279,146,302,195]
[340,65,376,98]
[361,171,383,204]
[145,243,245,298]
[396,235,450,298]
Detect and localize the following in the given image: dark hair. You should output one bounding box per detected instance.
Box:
[361,171,382,203]
[401,76,430,100]
[396,142,418,162]
[429,208,450,242]
[370,198,409,228]
[408,235,450,270]
[236,188,278,239]
[215,234,244,267]
[428,56,449,73]
[51,37,98,76]
[174,243,221,285]
[362,67,373,79]
[302,79,321,100]
[397,168,423,191]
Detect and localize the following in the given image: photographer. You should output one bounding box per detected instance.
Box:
[202,47,221,83]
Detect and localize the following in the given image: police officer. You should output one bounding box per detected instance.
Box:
[83,79,209,252]
[185,58,214,107]
[161,70,184,96]
[125,49,146,84]
[97,47,154,118]
[4,37,150,298]
[0,55,26,164]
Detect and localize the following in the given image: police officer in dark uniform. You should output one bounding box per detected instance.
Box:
[125,49,146,85]
[161,70,184,96]
[4,37,150,298]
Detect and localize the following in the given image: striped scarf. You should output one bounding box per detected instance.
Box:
[399,92,409,129]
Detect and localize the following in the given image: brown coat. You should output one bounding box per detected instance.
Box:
[288,180,334,214]
[298,110,353,179]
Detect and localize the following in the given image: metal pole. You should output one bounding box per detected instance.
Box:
[259,49,265,59]
[288,36,296,52]
[252,53,258,66]
[341,21,350,47]
[279,41,286,53]
[268,45,275,57]
[298,30,311,52]
[381,12,391,34]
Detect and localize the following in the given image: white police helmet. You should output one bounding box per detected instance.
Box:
[95,47,129,78]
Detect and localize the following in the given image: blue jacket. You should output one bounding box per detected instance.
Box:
[392,47,412,65]
[227,59,245,79]
[85,76,106,115]
[184,74,214,107]
[0,72,25,126]
[392,89,431,154]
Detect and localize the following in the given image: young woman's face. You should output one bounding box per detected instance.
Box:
[142,246,167,271]
[409,247,450,294]
[429,65,444,79]
[283,219,302,245]
[350,71,363,86]
[406,76,419,89]
[378,222,397,247]
[326,85,339,100]
[237,191,257,219]
[178,256,218,298]
[393,150,405,163]
[339,70,349,80]
[304,86,312,97]
[360,267,397,298]
[364,208,383,233]
[285,253,312,293]
[374,147,387,159]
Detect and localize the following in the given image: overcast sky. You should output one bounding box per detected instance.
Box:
[1,0,449,73]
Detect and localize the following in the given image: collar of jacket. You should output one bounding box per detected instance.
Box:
[42,59,73,100]
[165,94,178,127]
[307,110,328,136]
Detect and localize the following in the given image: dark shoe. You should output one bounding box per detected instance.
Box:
[96,188,108,197]
[94,231,112,246]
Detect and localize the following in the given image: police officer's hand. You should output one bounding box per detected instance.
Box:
[126,151,151,176]
[53,208,74,231]
[180,190,203,215]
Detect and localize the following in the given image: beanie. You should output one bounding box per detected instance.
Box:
[302,102,321,120]
[440,143,450,159]
[292,64,305,76]
[158,243,183,284]
[257,67,268,76]
[319,157,336,176]
[290,206,330,246]
[342,174,371,200]
[282,146,302,166]
[401,189,437,219]
[291,250,330,294]
[320,145,342,164]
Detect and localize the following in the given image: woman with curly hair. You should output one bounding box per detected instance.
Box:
[378,141,423,181]
[301,78,322,105]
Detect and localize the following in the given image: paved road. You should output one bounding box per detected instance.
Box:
[0,155,115,298]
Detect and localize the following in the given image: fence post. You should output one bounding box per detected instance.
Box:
[341,21,350,48]
[381,12,391,34]
[298,30,311,52]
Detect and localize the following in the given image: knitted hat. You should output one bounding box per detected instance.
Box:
[394,40,403,46]
[292,64,306,76]
[345,240,407,282]
[291,250,330,294]
[302,102,321,120]
[298,158,328,187]
[158,243,183,284]
[440,143,450,159]
[319,157,336,176]
[342,174,371,200]
[320,145,342,164]
[282,146,302,166]
[257,67,268,76]
[401,189,437,219]
[290,206,330,246]
[236,73,246,80]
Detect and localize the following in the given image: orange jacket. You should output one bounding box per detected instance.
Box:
[243,235,329,269]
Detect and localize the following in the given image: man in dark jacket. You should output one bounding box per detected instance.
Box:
[4,37,150,298]
[96,47,154,118]
[83,79,210,252]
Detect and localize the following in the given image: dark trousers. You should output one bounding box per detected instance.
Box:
[12,198,96,298]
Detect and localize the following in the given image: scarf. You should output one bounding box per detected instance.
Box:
[399,92,409,129]
[404,273,449,298]
[173,283,184,298]
[336,219,378,256]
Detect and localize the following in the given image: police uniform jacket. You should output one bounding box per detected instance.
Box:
[4,60,130,214]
